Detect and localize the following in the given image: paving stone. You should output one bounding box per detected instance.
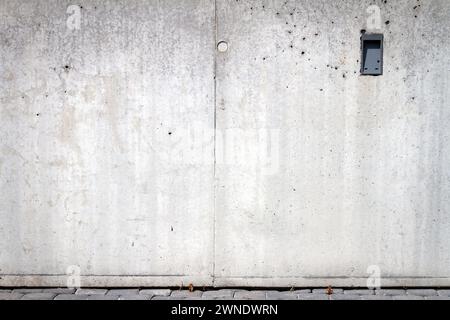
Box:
[118,295,150,300]
[170,290,203,298]
[266,291,297,300]
[393,295,424,300]
[153,295,186,300]
[42,288,76,294]
[140,289,171,297]
[21,293,57,300]
[360,295,393,300]
[151,296,172,300]
[343,289,375,295]
[76,288,107,295]
[312,288,343,294]
[407,289,437,296]
[213,296,238,300]
[202,289,234,299]
[376,289,407,296]
[107,289,139,296]
[0,292,23,300]
[234,291,266,300]
[330,294,362,300]
[293,289,312,294]
[437,290,450,296]
[55,294,89,300]
[297,294,330,300]
[86,295,118,300]
[13,288,44,294]
[232,289,249,295]
[0,289,11,293]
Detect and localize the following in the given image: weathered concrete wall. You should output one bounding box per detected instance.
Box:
[1,0,450,287]
[215,0,450,287]
[0,0,216,287]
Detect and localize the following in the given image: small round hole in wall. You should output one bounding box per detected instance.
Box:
[217,41,228,53]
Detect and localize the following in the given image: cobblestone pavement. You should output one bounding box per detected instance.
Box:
[1,288,450,300]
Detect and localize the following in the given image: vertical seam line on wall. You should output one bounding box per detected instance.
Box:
[212,0,217,287]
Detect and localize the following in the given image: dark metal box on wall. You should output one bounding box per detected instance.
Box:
[361,33,384,75]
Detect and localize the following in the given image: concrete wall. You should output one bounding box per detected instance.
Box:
[0,0,216,287]
[1,0,450,287]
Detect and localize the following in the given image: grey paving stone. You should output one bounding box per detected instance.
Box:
[312,288,343,294]
[107,289,139,296]
[376,289,407,296]
[437,290,450,296]
[0,292,23,300]
[76,288,107,295]
[343,289,375,295]
[21,293,57,300]
[393,295,424,300]
[140,289,171,297]
[151,296,172,300]
[407,289,437,296]
[118,295,150,300]
[154,295,187,300]
[0,289,11,293]
[13,288,44,294]
[86,295,118,300]
[170,290,203,298]
[55,294,89,300]
[42,288,76,294]
[297,294,330,300]
[330,294,362,300]
[266,291,297,300]
[209,297,234,300]
[202,289,234,299]
[234,291,266,300]
[360,295,393,300]
[232,289,249,295]
[293,289,312,294]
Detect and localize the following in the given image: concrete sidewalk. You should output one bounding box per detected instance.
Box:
[1,288,450,300]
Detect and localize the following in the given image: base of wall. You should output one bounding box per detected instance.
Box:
[2,275,450,288]
[213,277,450,288]
[0,275,213,288]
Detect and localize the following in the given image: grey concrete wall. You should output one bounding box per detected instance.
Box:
[0,0,216,287]
[1,0,450,287]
